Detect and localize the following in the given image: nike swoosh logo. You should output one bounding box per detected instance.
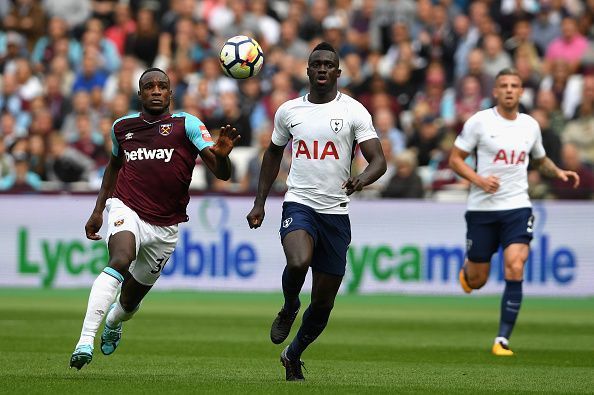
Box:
[290,122,302,128]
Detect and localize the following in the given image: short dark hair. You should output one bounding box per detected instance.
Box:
[311,42,336,55]
[495,67,521,80]
[139,67,168,82]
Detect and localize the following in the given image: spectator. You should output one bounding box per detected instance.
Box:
[0,31,28,73]
[81,18,121,73]
[0,136,15,180]
[205,91,252,147]
[240,128,289,194]
[530,108,562,167]
[125,7,159,68]
[71,48,108,93]
[539,59,582,119]
[373,107,406,156]
[544,16,588,74]
[0,150,41,192]
[451,74,491,131]
[482,33,513,78]
[12,58,44,108]
[42,0,91,33]
[43,73,69,129]
[535,89,566,136]
[71,112,106,164]
[381,149,424,198]
[31,16,82,73]
[61,90,100,142]
[531,3,561,55]
[3,0,47,51]
[104,3,136,56]
[45,132,95,184]
[407,115,444,167]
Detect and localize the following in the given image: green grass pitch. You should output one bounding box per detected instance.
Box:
[0,289,592,394]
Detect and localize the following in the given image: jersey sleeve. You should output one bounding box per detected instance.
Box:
[271,104,291,146]
[111,121,120,157]
[455,115,480,153]
[530,120,546,159]
[353,103,378,143]
[184,112,214,151]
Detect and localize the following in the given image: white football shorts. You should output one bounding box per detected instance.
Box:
[105,197,178,286]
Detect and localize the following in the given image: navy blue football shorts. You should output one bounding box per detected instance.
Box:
[465,207,534,263]
[279,202,351,276]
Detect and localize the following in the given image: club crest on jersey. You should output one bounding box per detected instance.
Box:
[330,119,343,133]
[114,219,125,227]
[159,123,173,136]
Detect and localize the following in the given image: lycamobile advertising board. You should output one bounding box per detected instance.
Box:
[1,196,592,296]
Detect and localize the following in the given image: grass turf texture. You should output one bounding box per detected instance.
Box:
[0,289,592,394]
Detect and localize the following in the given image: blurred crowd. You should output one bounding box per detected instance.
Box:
[1,0,594,200]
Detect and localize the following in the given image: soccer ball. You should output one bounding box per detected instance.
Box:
[219,35,264,79]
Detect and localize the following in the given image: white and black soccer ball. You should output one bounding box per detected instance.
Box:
[219,35,264,79]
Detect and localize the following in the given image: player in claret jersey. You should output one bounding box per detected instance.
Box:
[246,42,386,381]
[449,68,579,356]
[69,68,240,370]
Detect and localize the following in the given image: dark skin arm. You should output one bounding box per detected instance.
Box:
[246,141,286,229]
[200,125,241,181]
[342,138,387,195]
[85,153,123,240]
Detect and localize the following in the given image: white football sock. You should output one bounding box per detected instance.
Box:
[494,336,509,346]
[105,298,140,328]
[75,268,123,348]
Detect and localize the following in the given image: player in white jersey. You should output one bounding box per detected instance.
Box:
[246,42,386,381]
[449,68,579,356]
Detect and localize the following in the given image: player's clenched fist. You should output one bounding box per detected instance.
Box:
[479,175,500,194]
[247,204,265,229]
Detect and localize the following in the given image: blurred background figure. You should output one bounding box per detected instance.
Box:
[381,149,424,199]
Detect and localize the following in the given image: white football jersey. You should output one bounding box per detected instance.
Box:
[454,107,546,211]
[272,92,378,214]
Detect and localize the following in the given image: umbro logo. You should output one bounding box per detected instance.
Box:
[125,132,134,140]
[290,122,302,128]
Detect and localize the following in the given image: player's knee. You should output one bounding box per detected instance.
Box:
[504,260,524,280]
[466,271,488,289]
[310,297,334,313]
[118,297,139,313]
[108,256,133,275]
[285,255,310,273]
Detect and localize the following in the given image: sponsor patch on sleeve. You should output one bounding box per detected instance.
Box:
[199,124,213,142]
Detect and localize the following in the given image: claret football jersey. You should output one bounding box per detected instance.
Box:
[454,107,546,211]
[111,111,214,226]
[272,92,378,214]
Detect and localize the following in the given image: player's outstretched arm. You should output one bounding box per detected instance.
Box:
[246,141,285,229]
[342,138,387,195]
[449,146,500,194]
[85,154,123,240]
[202,125,241,181]
[532,156,580,188]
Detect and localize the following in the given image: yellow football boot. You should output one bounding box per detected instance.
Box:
[492,341,514,356]
[459,268,472,294]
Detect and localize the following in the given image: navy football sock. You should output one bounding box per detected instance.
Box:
[498,280,523,339]
[282,266,304,312]
[287,305,331,360]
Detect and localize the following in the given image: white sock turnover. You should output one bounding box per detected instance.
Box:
[75,268,123,348]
